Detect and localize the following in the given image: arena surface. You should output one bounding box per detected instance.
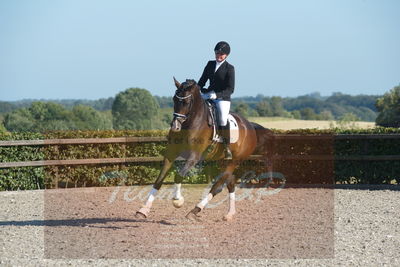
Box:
[0,184,399,266]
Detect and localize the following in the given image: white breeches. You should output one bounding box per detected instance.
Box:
[214,100,231,126]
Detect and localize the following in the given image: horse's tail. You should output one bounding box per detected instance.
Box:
[250,122,273,155]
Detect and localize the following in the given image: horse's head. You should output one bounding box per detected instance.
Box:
[170,77,198,132]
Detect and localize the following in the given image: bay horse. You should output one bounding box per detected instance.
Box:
[136,78,261,221]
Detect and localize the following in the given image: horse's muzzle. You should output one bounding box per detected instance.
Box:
[170,118,182,132]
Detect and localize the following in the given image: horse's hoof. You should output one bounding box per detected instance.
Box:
[223,213,235,221]
[136,207,150,219]
[172,197,184,208]
[185,207,202,222]
[185,212,202,222]
[135,211,147,219]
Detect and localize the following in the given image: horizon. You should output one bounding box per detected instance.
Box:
[0,89,385,103]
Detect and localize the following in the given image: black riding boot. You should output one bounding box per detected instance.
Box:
[220,123,233,160]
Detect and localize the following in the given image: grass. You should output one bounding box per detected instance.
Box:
[248,117,296,122]
[248,117,376,130]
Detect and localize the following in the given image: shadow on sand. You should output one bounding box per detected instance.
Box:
[0,217,176,228]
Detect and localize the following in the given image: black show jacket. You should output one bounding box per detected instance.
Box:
[198,60,235,101]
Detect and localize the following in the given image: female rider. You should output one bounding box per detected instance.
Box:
[198,41,235,159]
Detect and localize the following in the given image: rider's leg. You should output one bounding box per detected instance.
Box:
[215,100,232,159]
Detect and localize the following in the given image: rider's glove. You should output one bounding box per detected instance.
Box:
[201,91,217,100]
[208,91,217,100]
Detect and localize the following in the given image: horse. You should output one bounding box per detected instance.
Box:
[135,78,263,221]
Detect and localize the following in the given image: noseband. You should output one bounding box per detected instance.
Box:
[173,92,193,121]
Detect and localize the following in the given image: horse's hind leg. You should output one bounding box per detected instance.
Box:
[186,162,238,221]
[224,174,237,221]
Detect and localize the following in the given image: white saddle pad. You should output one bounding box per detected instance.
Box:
[227,114,239,143]
[211,114,239,144]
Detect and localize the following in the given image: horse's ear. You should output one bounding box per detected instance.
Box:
[173,77,181,89]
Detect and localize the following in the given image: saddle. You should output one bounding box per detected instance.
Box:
[205,100,239,144]
[205,100,218,127]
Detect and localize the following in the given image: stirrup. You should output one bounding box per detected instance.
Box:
[224,147,233,160]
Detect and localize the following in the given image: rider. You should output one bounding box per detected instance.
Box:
[198,41,234,159]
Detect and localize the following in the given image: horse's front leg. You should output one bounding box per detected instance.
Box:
[172,171,184,208]
[172,152,202,208]
[136,156,175,218]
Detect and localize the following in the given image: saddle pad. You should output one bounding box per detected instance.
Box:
[227,114,239,143]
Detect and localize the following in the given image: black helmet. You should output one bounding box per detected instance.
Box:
[214,41,230,55]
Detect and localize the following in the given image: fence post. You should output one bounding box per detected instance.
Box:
[54,145,59,189]
[266,133,275,176]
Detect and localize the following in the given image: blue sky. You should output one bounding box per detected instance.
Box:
[0,0,399,100]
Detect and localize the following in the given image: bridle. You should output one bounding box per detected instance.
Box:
[173,91,193,122]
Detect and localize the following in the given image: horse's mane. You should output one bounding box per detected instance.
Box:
[180,79,197,91]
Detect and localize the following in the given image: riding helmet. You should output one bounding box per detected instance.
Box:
[214,41,230,55]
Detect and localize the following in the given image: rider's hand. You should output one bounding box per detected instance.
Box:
[208,91,217,100]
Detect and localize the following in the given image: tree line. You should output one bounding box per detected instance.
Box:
[157,91,380,122]
[0,85,399,133]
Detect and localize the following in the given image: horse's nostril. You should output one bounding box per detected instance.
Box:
[170,122,181,132]
[170,119,182,132]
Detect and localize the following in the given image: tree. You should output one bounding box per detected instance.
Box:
[233,102,249,118]
[112,88,160,130]
[92,97,115,111]
[71,105,113,130]
[0,101,15,114]
[318,110,334,120]
[30,102,68,121]
[291,110,301,119]
[4,108,36,132]
[334,112,360,129]
[154,95,174,108]
[0,122,7,133]
[27,102,74,131]
[4,101,113,132]
[300,108,317,120]
[270,96,285,117]
[375,85,400,127]
[256,100,272,116]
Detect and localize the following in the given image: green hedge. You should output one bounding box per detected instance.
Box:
[0,132,45,190]
[0,130,170,190]
[0,127,399,190]
[43,130,170,189]
[333,128,400,184]
[266,128,400,185]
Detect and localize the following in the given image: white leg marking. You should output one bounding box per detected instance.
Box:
[173,183,183,199]
[224,192,236,221]
[228,192,236,214]
[197,193,213,210]
[137,187,158,217]
[144,188,158,208]
[172,183,185,208]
